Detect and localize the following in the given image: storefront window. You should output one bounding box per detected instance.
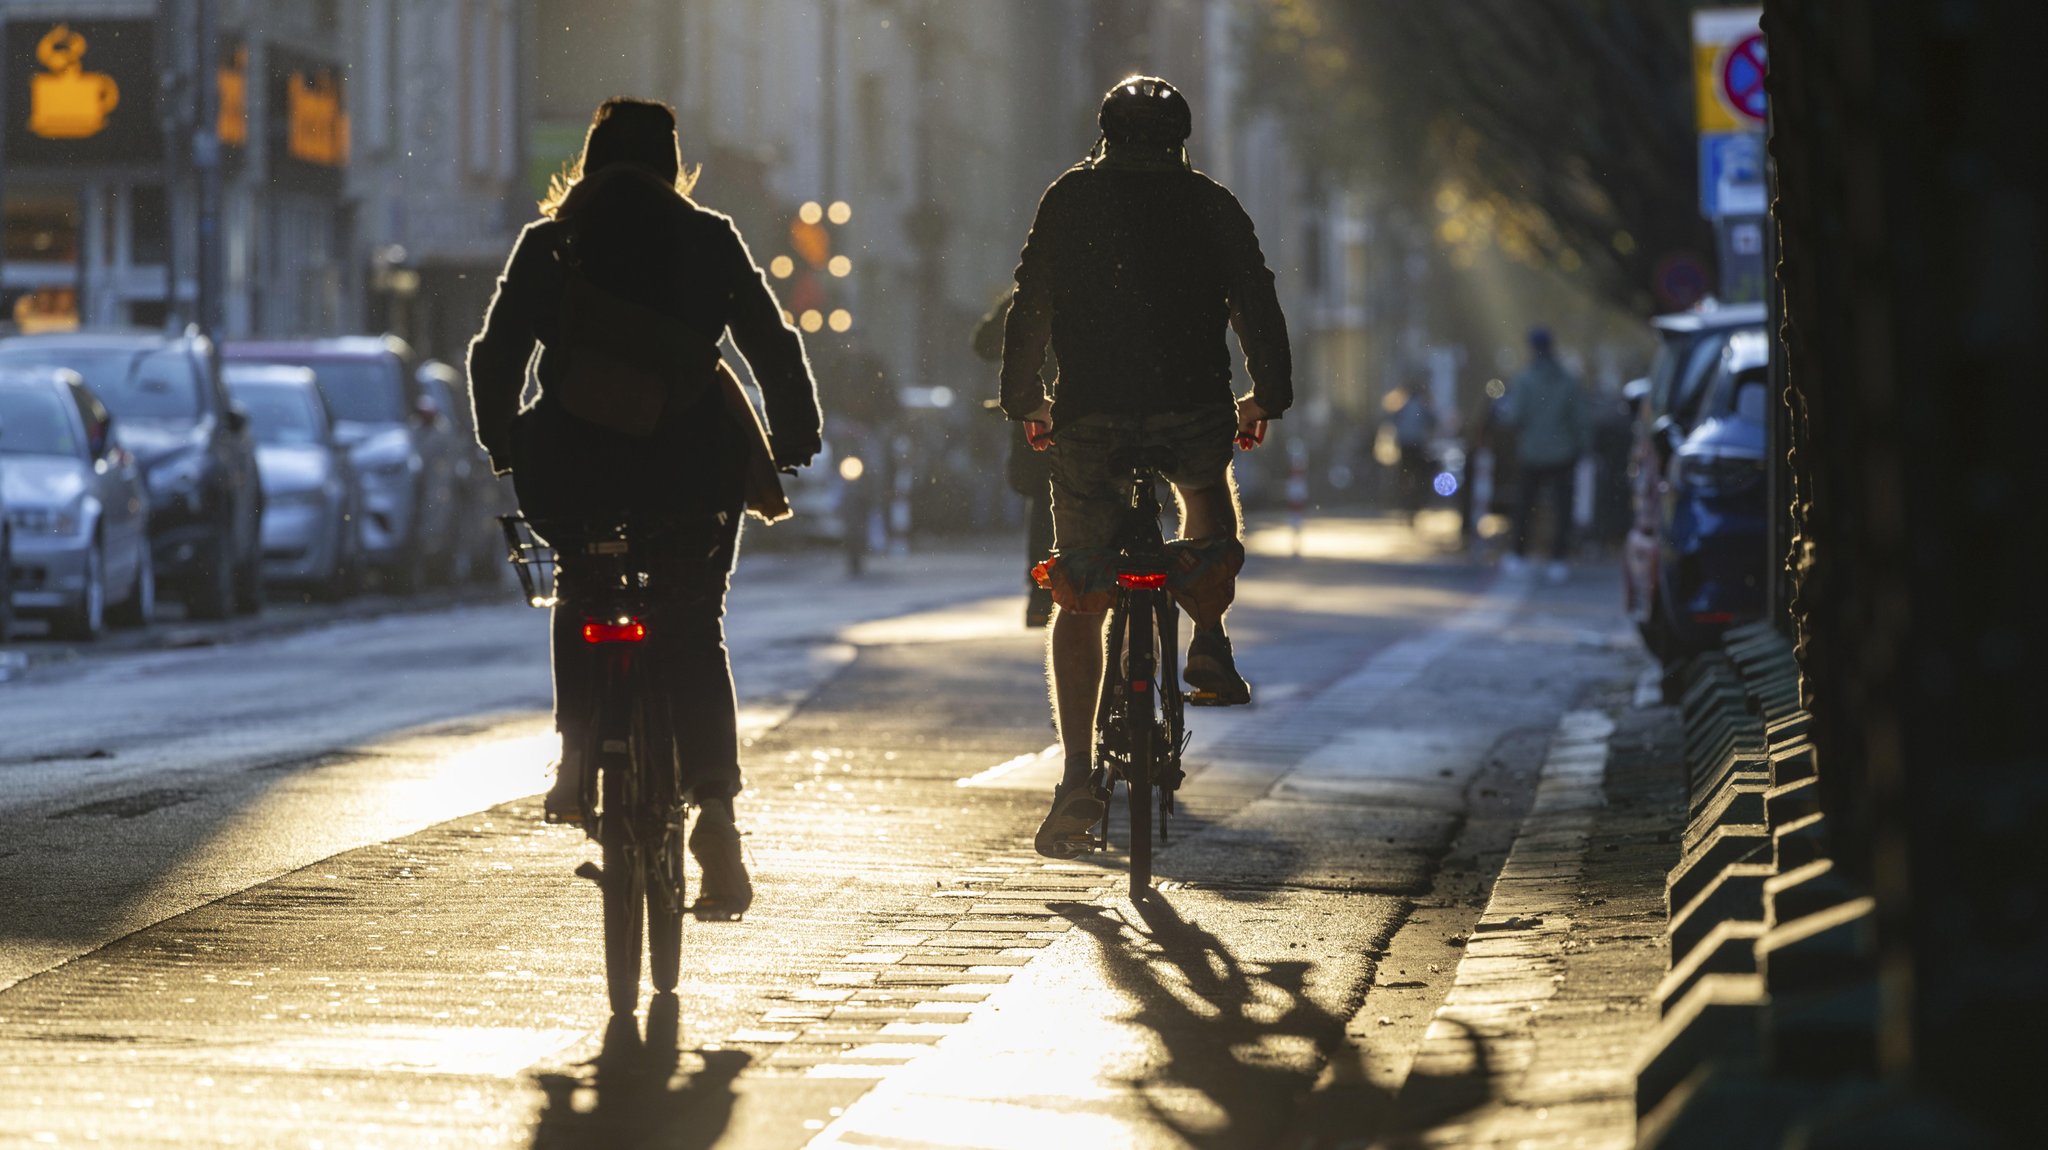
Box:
[3,192,80,264]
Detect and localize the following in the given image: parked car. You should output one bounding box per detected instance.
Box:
[0,330,263,619]
[1622,301,1767,655]
[224,336,460,593]
[1641,330,1773,657]
[0,366,155,638]
[0,437,12,643]
[225,364,362,601]
[421,359,515,583]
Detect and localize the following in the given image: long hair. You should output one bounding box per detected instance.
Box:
[540,97,701,219]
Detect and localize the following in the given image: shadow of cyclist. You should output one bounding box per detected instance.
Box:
[1055,891,1496,1148]
[531,993,749,1150]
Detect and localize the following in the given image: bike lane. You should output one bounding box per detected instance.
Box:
[0,519,1645,1147]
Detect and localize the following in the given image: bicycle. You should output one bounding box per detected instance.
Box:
[501,511,731,1016]
[1082,442,1236,898]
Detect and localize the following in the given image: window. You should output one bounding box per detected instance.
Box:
[3,193,81,264]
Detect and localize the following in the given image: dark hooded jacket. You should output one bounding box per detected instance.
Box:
[999,159,1292,426]
[466,167,822,493]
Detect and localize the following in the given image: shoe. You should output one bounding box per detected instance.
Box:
[1183,629,1251,706]
[543,758,583,825]
[1545,560,1569,584]
[1034,783,1106,859]
[688,798,754,920]
[1025,586,1054,629]
[1502,553,1530,578]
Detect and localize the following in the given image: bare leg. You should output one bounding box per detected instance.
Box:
[1172,470,1242,631]
[1049,606,1107,778]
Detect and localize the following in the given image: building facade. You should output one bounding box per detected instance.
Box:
[0,0,530,362]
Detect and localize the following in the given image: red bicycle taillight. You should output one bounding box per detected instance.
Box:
[582,618,648,644]
[1117,571,1168,590]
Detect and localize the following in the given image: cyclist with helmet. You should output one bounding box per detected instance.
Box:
[1000,76,1293,858]
[467,98,822,917]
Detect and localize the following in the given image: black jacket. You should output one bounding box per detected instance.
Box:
[466,169,822,475]
[1000,161,1292,426]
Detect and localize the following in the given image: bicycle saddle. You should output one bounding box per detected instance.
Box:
[1109,443,1181,475]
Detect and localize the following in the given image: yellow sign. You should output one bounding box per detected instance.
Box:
[286,68,349,167]
[1693,8,1764,134]
[28,24,119,140]
[218,45,248,147]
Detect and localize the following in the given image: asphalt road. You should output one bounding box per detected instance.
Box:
[0,516,1645,1148]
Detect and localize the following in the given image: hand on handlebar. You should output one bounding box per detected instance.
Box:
[1235,395,1270,450]
[1023,400,1055,451]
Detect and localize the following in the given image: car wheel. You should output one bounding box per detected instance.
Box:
[52,540,107,641]
[185,536,237,621]
[232,546,264,615]
[108,542,156,629]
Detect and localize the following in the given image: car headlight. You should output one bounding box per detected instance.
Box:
[9,499,83,536]
[149,448,207,501]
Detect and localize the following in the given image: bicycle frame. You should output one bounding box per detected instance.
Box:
[1088,453,1190,893]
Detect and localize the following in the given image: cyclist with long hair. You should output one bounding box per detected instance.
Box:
[467,98,822,917]
[1001,77,1293,858]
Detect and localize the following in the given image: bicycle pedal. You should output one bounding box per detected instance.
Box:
[573,861,604,885]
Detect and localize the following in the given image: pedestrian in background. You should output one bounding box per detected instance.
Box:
[974,291,1056,628]
[1498,327,1588,582]
[1391,383,1437,525]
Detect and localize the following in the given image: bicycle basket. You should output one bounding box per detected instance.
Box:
[499,515,560,608]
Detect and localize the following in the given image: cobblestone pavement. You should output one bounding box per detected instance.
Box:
[0,518,1682,1148]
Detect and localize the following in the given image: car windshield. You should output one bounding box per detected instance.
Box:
[230,383,325,445]
[1704,365,1772,424]
[0,347,203,422]
[0,387,81,457]
[302,358,406,424]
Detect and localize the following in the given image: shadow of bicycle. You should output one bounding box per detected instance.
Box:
[1055,890,1496,1149]
[531,994,750,1150]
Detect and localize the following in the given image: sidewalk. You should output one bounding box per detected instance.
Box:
[1364,677,1685,1149]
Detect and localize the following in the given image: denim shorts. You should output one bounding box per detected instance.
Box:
[1047,406,1237,554]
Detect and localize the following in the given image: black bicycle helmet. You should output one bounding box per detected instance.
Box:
[1099,75,1192,147]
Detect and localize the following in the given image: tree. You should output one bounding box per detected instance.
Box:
[1246,0,1711,313]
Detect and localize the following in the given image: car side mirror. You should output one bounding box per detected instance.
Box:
[1650,414,1683,466]
[224,403,250,435]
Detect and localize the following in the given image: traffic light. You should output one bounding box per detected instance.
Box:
[770,200,853,334]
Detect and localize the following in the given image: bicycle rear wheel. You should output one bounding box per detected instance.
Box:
[646,824,684,993]
[640,696,684,994]
[599,693,647,1016]
[1121,590,1158,896]
[601,838,646,1015]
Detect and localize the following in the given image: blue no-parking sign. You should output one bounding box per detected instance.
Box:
[1699,131,1767,219]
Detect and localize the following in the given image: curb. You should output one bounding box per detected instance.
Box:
[1632,623,1887,1147]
